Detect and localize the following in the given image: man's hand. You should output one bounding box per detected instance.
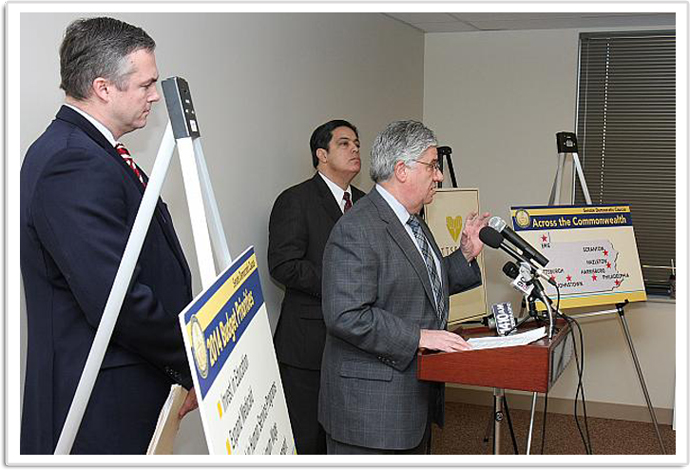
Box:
[178,387,199,420]
[460,211,491,261]
[419,329,473,353]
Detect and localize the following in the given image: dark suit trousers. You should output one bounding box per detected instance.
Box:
[279,363,326,454]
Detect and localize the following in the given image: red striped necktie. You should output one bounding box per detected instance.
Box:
[343,191,353,212]
[115,143,146,187]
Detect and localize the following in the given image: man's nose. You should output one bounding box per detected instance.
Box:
[150,88,161,102]
[434,169,444,183]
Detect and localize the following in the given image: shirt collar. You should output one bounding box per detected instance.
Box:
[375,184,412,226]
[319,171,351,206]
[65,103,118,147]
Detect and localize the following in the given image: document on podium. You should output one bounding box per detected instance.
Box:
[467,326,547,350]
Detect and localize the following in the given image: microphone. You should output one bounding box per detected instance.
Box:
[502,261,534,296]
[479,226,530,265]
[491,302,516,336]
[488,216,549,267]
[480,227,558,289]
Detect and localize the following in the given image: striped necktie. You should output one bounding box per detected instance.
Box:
[407,215,446,324]
[115,143,146,187]
[343,191,353,212]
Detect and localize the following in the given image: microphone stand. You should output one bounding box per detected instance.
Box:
[529,276,555,340]
[505,270,557,339]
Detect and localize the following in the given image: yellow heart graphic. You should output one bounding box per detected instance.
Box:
[446,216,463,243]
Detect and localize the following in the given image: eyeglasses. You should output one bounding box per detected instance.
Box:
[414,159,441,173]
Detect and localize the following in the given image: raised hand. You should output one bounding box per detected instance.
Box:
[460,211,491,261]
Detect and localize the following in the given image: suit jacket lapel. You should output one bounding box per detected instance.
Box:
[352,185,365,203]
[369,189,437,309]
[312,173,344,224]
[56,106,191,285]
[57,106,146,192]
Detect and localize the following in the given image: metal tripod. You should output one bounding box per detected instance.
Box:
[543,132,666,454]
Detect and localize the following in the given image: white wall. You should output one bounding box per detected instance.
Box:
[18,12,424,453]
[423,29,676,411]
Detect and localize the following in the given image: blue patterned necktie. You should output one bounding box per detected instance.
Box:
[407,215,446,324]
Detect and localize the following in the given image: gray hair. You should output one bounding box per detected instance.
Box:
[369,120,438,183]
[59,17,156,100]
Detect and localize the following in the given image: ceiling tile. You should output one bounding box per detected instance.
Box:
[387,12,676,33]
[413,22,480,33]
[466,15,675,31]
[386,13,458,24]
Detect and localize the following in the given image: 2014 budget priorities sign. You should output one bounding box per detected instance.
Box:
[179,247,295,455]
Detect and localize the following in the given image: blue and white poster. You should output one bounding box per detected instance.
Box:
[179,247,295,455]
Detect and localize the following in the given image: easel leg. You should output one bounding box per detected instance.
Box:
[617,305,666,454]
[525,392,538,455]
[493,388,503,455]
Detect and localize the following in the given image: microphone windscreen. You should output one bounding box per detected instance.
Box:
[479,226,503,249]
[502,261,519,280]
[488,216,507,232]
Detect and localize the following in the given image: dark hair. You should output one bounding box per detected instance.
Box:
[309,119,359,168]
[59,17,156,100]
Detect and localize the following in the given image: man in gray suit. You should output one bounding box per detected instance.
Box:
[318,120,490,454]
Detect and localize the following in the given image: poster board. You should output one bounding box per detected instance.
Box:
[179,247,295,455]
[510,204,647,309]
[425,188,489,325]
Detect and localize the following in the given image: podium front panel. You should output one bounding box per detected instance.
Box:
[417,322,573,393]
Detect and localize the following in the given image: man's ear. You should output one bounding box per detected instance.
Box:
[91,77,110,102]
[393,160,409,183]
[316,148,328,166]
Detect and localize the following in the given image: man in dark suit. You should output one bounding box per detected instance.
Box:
[268,119,365,454]
[319,120,490,454]
[20,17,197,454]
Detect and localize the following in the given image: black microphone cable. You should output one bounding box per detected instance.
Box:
[557,309,594,454]
[540,282,593,454]
[539,281,560,454]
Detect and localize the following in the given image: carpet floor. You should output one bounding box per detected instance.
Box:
[431,402,675,455]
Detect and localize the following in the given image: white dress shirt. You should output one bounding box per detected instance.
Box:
[65,103,118,147]
[319,172,352,214]
[375,184,442,277]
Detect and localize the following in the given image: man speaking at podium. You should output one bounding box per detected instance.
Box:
[318,120,489,454]
[20,17,196,454]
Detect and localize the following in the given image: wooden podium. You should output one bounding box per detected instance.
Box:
[417,320,574,454]
[417,320,573,393]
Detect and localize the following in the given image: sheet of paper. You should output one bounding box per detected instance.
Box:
[467,326,547,350]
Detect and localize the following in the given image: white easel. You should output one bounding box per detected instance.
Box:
[55,77,231,454]
[532,131,666,454]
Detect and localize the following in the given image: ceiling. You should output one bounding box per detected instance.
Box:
[384,13,675,33]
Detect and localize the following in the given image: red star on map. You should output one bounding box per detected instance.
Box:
[567,275,572,281]
[541,234,548,242]
[550,275,556,282]
[607,262,611,268]
[615,279,621,286]
[603,250,609,256]
[592,274,597,281]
